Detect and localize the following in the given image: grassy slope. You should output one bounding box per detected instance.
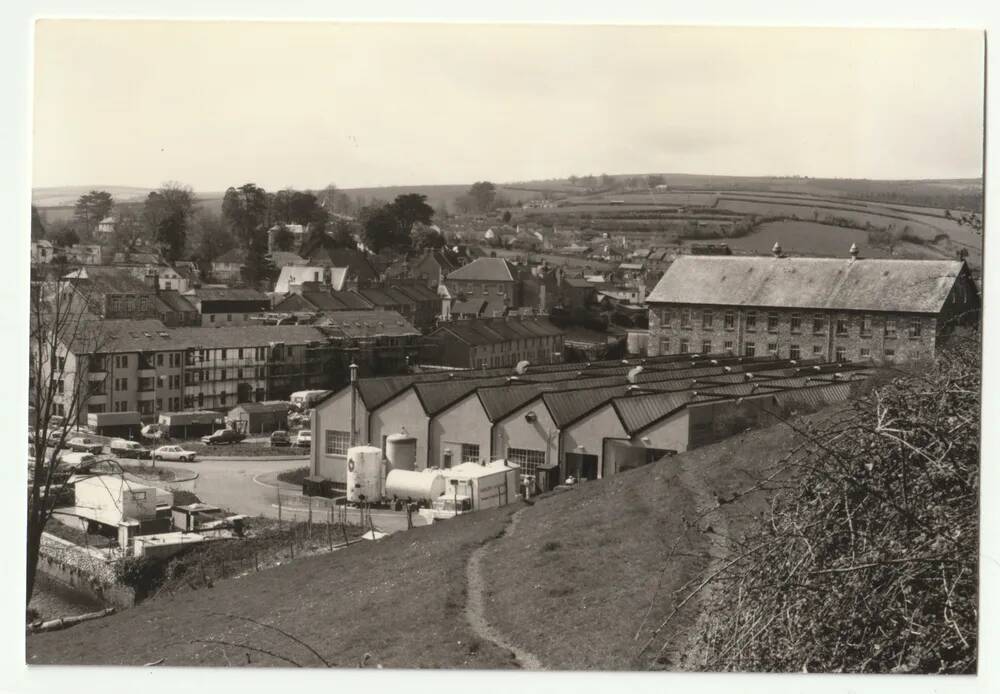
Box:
[479,406,850,671]
[27,506,521,669]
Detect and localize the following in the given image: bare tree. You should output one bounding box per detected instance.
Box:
[27,273,110,605]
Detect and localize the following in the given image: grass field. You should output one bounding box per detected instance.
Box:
[27,505,523,668]
[479,405,849,670]
[713,220,944,260]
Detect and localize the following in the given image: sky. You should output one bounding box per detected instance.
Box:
[32,21,985,191]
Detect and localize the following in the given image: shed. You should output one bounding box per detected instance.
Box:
[227,401,290,434]
[158,410,225,439]
[87,411,142,438]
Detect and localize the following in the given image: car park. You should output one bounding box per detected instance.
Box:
[67,437,104,455]
[153,445,197,462]
[294,430,312,448]
[201,428,246,445]
[269,430,291,447]
[109,439,151,460]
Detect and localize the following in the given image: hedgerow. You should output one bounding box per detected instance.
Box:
[685,333,979,673]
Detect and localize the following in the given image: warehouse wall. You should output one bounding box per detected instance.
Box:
[493,399,558,469]
[369,389,429,471]
[560,405,628,479]
[429,395,493,469]
[312,388,369,482]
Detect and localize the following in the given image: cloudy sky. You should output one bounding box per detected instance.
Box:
[32,22,984,191]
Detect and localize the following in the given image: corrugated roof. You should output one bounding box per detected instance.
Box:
[543,386,631,428]
[446,257,516,282]
[612,391,694,435]
[646,255,966,313]
[412,376,511,415]
[230,401,290,413]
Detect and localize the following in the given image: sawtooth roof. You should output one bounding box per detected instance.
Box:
[646,255,967,314]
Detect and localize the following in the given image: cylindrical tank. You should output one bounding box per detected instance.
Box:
[346,445,383,503]
[385,432,417,471]
[385,469,446,502]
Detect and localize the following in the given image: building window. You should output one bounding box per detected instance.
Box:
[860,347,871,359]
[156,353,164,367]
[745,311,757,332]
[701,340,712,354]
[661,309,672,327]
[885,348,896,361]
[767,342,778,356]
[680,309,691,328]
[724,311,735,330]
[835,346,847,361]
[723,340,734,354]
[325,430,351,455]
[660,338,671,354]
[508,447,545,481]
[789,344,801,360]
[461,444,480,464]
[836,317,848,336]
[885,319,898,339]
[679,339,689,354]
[813,315,825,334]
[767,313,779,333]
[227,314,233,322]
[744,342,756,357]
[702,311,713,329]
[908,320,923,338]
[790,314,801,333]
[209,315,215,323]
[861,314,872,337]
[813,345,823,357]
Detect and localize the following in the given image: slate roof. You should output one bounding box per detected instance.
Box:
[646,256,967,314]
[189,287,269,302]
[64,266,153,295]
[212,248,245,264]
[229,401,290,414]
[318,311,419,339]
[446,257,516,282]
[155,290,197,313]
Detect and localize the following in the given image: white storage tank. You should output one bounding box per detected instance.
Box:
[385,469,446,502]
[346,445,384,503]
[385,432,417,471]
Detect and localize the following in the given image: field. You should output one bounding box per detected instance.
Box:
[714,220,949,260]
[27,505,522,668]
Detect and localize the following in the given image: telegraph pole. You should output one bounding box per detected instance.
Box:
[349,361,358,447]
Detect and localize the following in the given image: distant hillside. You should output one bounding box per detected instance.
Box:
[32,186,154,207]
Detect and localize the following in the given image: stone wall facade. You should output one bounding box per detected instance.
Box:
[647,304,939,364]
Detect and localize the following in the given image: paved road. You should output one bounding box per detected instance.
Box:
[164,455,423,533]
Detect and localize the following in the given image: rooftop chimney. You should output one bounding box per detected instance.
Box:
[849,243,860,261]
[771,242,783,258]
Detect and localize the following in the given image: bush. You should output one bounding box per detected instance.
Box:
[689,335,980,673]
[278,467,311,486]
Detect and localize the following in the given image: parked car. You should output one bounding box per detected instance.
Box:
[153,445,197,462]
[269,430,291,447]
[201,428,246,446]
[109,439,151,460]
[294,430,312,448]
[57,451,97,469]
[67,437,104,455]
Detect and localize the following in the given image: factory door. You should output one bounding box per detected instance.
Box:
[566,452,598,481]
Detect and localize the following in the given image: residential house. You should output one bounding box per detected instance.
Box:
[184,287,271,326]
[444,257,521,309]
[31,240,54,264]
[210,248,245,284]
[426,317,564,369]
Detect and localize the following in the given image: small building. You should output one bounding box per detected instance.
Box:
[228,401,289,434]
[158,410,225,439]
[210,248,245,284]
[86,411,142,439]
[427,317,565,369]
[185,287,271,326]
[444,257,521,308]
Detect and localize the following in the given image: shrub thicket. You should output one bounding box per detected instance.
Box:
[688,334,979,673]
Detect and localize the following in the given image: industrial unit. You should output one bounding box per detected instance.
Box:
[310,352,873,494]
